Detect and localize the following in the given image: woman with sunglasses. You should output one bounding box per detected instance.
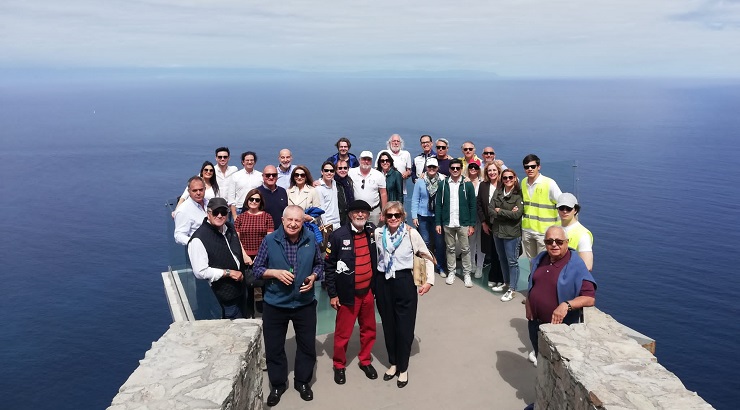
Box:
[288,165,320,215]
[480,162,505,289]
[374,201,434,388]
[491,168,524,302]
[557,193,594,271]
[465,160,486,279]
[173,161,220,214]
[377,152,404,203]
[235,188,274,318]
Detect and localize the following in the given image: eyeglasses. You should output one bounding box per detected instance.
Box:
[209,208,229,217]
[294,173,306,178]
[462,147,474,151]
[264,173,277,178]
[502,175,515,181]
[421,140,432,144]
[322,168,335,173]
[337,166,349,170]
[449,166,462,171]
[524,164,538,170]
[385,212,403,220]
[379,159,390,163]
[558,205,573,212]
[248,197,262,203]
[483,151,495,156]
[202,168,214,173]
[217,155,229,159]
[436,145,448,150]
[544,238,567,246]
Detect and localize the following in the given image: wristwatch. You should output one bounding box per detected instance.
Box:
[224,269,230,278]
[565,301,572,312]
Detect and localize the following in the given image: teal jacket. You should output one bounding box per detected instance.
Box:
[435,178,476,227]
[257,226,322,309]
[384,167,404,203]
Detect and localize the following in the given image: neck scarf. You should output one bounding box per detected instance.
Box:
[425,174,439,197]
[379,222,407,278]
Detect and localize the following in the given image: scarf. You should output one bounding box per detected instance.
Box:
[424,174,439,197]
[378,222,407,279]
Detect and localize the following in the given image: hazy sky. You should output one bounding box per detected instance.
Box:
[1,0,739,77]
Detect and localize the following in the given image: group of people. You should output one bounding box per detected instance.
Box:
[171,135,597,408]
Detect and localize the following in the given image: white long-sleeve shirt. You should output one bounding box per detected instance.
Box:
[187,222,241,282]
[173,197,207,245]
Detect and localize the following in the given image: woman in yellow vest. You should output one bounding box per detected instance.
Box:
[557,193,594,271]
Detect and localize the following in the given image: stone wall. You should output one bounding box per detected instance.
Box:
[535,308,713,410]
[109,319,263,410]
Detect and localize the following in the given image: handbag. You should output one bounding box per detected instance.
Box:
[409,229,436,286]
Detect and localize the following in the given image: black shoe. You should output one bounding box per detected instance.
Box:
[266,384,287,407]
[333,367,346,385]
[359,363,378,379]
[383,371,397,381]
[397,373,408,388]
[294,383,313,401]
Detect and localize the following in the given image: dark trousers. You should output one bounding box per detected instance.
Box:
[528,319,542,356]
[219,294,246,319]
[485,232,504,283]
[375,269,417,373]
[263,300,318,387]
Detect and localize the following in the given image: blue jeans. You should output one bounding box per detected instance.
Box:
[493,236,521,291]
[417,215,447,272]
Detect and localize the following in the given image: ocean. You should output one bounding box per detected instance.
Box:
[1,76,738,409]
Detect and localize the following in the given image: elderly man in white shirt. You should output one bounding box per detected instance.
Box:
[174,176,209,245]
[376,134,412,196]
[349,151,387,226]
[229,151,263,219]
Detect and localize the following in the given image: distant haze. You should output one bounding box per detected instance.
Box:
[1,0,740,77]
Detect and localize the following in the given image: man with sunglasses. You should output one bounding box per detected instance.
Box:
[348,151,387,226]
[258,165,289,230]
[187,197,248,319]
[325,200,379,385]
[520,154,562,260]
[458,141,481,174]
[229,151,262,220]
[481,146,507,170]
[215,147,238,202]
[411,134,437,183]
[435,159,477,288]
[525,225,596,368]
[434,138,453,176]
[317,161,341,230]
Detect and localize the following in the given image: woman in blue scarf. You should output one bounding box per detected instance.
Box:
[374,201,434,388]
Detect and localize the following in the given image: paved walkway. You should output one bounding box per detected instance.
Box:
[261,274,536,409]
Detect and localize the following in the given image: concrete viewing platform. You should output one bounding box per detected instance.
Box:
[262,275,537,409]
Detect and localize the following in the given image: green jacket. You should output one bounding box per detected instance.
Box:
[384,167,404,203]
[490,188,524,239]
[435,177,476,227]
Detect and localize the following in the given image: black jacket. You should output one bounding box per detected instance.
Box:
[324,222,378,306]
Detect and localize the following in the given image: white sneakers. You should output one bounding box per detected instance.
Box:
[445,273,456,285]
[487,281,495,287]
[501,289,515,302]
[463,275,473,288]
[491,283,507,292]
[528,351,537,367]
[473,268,483,279]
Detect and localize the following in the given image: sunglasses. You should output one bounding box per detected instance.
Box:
[436,145,448,150]
[323,168,335,173]
[558,205,573,212]
[361,179,365,189]
[248,197,262,203]
[427,165,438,169]
[202,168,214,173]
[449,166,462,171]
[468,166,479,170]
[264,173,277,178]
[502,175,515,180]
[209,208,229,217]
[337,166,349,170]
[217,155,229,159]
[379,159,391,163]
[544,238,567,246]
[294,173,306,178]
[483,151,495,155]
[462,147,474,151]
[524,164,538,170]
[385,212,403,220]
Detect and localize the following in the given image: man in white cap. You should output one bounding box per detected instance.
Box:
[348,151,387,225]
